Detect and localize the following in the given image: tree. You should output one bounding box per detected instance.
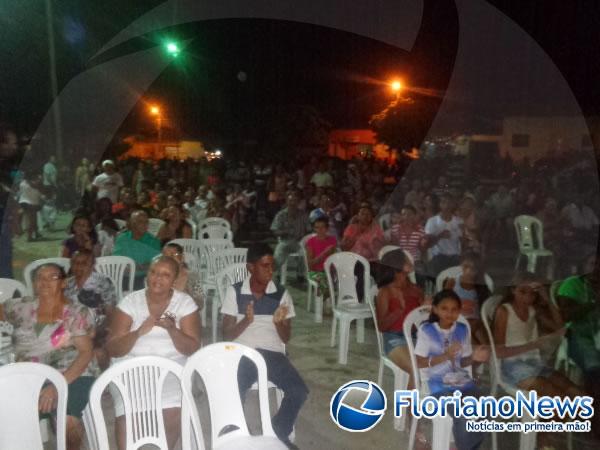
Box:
[369,94,441,156]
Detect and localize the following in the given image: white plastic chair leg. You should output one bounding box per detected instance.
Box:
[393,370,409,431]
[356,318,365,343]
[40,418,50,443]
[338,318,351,364]
[306,282,313,311]
[281,261,288,286]
[314,294,323,323]
[330,317,337,347]
[211,298,219,343]
[431,416,453,450]
[377,360,384,386]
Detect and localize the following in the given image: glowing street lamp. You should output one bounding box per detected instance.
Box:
[149,105,160,116]
[390,80,402,92]
[165,41,180,56]
[148,105,163,157]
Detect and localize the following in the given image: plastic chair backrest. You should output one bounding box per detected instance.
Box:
[167,239,206,273]
[378,213,391,231]
[0,278,27,303]
[480,295,504,389]
[211,248,248,277]
[324,252,370,308]
[186,219,198,239]
[23,257,71,295]
[147,218,165,237]
[300,233,317,275]
[88,356,183,450]
[366,285,386,359]
[199,239,234,272]
[0,362,67,450]
[94,256,135,300]
[435,266,494,293]
[198,225,233,241]
[514,215,545,252]
[181,343,276,448]
[198,217,231,230]
[216,263,250,304]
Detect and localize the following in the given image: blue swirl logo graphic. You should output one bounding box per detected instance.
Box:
[330,380,387,432]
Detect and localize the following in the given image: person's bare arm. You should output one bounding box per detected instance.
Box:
[222,302,254,340]
[181,223,193,239]
[375,289,404,332]
[493,305,538,358]
[273,305,292,343]
[156,311,201,355]
[105,308,154,357]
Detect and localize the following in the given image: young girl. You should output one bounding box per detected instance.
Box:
[375,248,423,388]
[305,217,337,310]
[62,214,99,257]
[415,290,487,450]
[493,272,583,395]
[442,252,491,344]
[493,272,584,449]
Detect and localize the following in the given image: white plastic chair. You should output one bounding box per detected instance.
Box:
[435,265,494,293]
[280,247,304,287]
[481,296,542,450]
[378,213,391,231]
[211,248,248,279]
[403,306,471,450]
[87,356,184,450]
[367,285,409,431]
[147,218,165,237]
[214,263,250,343]
[167,239,206,275]
[0,278,27,303]
[198,216,231,230]
[198,225,233,241]
[23,257,71,295]
[324,252,373,365]
[378,245,417,284]
[0,362,68,450]
[181,342,287,450]
[514,215,554,277]
[301,233,324,322]
[82,404,99,450]
[186,219,198,239]
[94,255,135,300]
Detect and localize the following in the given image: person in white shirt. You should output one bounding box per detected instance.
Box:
[309,161,334,188]
[221,243,307,450]
[42,156,57,187]
[425,194,463,277]
[92,160,124,203]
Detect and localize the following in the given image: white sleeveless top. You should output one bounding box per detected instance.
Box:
[502,303,540,362]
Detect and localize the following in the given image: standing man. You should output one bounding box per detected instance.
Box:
[42,155,57,188]
[424,194,463,277]
[92,160,124,204]
[222,243,308,450]
[270,191,309,273]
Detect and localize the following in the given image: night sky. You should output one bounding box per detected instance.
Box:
[1,0,600,143]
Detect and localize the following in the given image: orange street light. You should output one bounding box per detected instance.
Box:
[390,80,402,93]
[149,105,160,116]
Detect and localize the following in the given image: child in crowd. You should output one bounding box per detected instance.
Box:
[61,214,99,257]
[415,290,487,450]
[97,217,120,256]
[442,252,491,344]
[305,217,337,312]
[375,248,423,388]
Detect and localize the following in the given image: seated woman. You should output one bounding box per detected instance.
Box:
[493,271,585,448]
[305,217,337,312]
[162,242,204,311]
[156,205,193,246]
[106,256,201,450]
[64,249,117,369]
[442,252,491,344]
[0,263,96,450]
[375,248,423,388]
[62,214,99,258]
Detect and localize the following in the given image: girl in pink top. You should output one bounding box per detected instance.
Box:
[305,217,337,307]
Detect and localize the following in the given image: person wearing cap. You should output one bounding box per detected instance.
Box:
[92,160,124,204]
[221,243,308,450]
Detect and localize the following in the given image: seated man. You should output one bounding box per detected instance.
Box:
[270,191,309,275]
[222,243,308,449]
[112,210,161,289]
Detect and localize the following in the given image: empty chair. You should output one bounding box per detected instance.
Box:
[181,342,287,450]
[94,255,135,300]
[198,216,231,230]
[514,215,553,277]
[0,278,27,303]
[198,225,233,241]
[23,257,70,295]
[0,362,68,450]
[324,252,372,364]
[87,356,184,450]
[147,217,165,237]
[211,247,248,277]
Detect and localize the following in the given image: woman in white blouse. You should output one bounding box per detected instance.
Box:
[106,255,201,450]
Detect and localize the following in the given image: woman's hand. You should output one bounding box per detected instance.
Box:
[156,313,176,331]
[137,316,156,336]
[446,342,462,360]
[39,385,58,414]
[472,345,490,363]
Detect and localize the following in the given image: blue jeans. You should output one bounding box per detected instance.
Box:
[431,386,485,450]
[237,348,308,442]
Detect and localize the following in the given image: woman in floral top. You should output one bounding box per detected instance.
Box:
[0,263,95,450]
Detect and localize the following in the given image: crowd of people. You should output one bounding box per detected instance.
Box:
[1,125,600,449]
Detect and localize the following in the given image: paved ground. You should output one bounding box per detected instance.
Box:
[13,212,598,449]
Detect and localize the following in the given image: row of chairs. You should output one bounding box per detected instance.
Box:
[0,343,287,450]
